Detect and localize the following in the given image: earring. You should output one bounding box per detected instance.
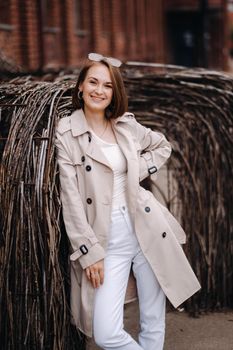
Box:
[78,91,83,100]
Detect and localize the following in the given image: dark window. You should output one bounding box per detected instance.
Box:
[42,0,59,32]
[0,0,11,27]
[119,1,127,33]
[74,0,90,35]
[74,0,84,31]
[101,0,111,35]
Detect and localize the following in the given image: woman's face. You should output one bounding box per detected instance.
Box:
[79,63,113,115]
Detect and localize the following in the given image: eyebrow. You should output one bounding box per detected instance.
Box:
[88,76,112,84]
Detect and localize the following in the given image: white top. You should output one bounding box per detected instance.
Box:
[91,132,127,209]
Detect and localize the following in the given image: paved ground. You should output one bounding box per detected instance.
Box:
[87,301,233,350]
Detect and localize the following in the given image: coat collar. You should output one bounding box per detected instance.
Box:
[113,112,135,124]
[70,109,90,137]
[70,109,135,137]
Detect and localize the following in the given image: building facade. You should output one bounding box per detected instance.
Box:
[0,0,229,72]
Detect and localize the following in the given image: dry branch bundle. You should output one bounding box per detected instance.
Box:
[0,65,232,349]
[0,77,83,349]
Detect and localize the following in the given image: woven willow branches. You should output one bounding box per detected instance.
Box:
[0,66,232,349]
[0,77,84,349]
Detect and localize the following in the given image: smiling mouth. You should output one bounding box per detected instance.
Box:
[91,96,105,101]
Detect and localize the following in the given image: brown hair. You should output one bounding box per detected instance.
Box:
[72,59,128,119]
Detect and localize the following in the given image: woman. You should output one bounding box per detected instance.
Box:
[55,53,201,350]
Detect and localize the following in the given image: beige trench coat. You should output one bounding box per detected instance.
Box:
[55,109,201,337]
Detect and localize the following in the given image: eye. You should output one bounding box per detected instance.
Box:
[89,80,97,85]
[105,84,112,89]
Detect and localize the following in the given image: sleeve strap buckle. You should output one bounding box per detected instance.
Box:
[148,165,157,175]
[80,244,89,255]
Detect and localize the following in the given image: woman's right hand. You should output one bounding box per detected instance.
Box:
[85,259,104,288]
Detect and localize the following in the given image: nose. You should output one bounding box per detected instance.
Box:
[95,84,104,95]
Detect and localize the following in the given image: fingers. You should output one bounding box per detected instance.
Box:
[85,261,104,288]
[85,267,91,280]
[90,270,100,288]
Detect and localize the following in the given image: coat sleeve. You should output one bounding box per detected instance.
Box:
[131,117,172,181]
[55,132,105,269]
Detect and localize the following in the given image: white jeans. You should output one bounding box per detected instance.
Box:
[93,206,166,350]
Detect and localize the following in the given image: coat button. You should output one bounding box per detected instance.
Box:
[81,156,85,162]
[145,206,150,213]
[88,135,91,142]
[162,232,167,238]
[86,198,92,204]
[86,165,91,171]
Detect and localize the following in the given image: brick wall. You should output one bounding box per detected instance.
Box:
[0,0,227,72]
[0,0,22,67]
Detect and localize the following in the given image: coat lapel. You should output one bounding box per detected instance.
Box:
[70,109,111,168]
[85,136,111,168]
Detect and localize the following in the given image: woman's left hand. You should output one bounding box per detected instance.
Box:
[85,259,104,288]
